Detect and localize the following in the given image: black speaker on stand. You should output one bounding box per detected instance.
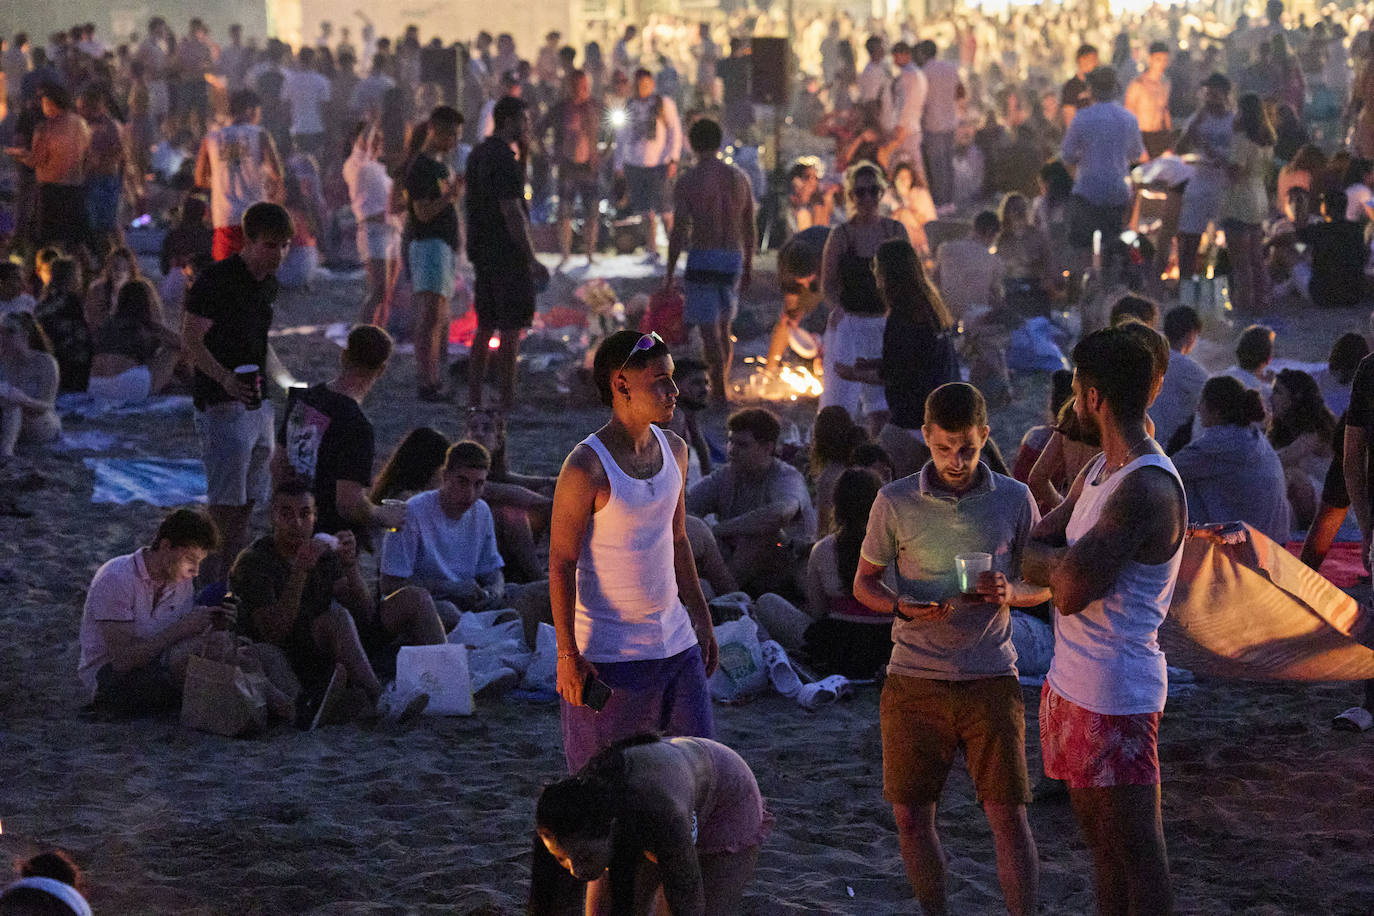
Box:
[750,37,789,105]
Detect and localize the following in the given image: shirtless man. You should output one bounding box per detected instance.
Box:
[1024,326,1187,916]
[664,118,755,407]
[1125,43,1173,159]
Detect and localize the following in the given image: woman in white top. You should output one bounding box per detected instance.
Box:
[887,161,937,259]
[343,122,399,326]
[0,312,61,456]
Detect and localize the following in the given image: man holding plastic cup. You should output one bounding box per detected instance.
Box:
[854,382,1050,916]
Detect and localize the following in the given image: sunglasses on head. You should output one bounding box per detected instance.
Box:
[617,332,665,375]
[853,185,882,198]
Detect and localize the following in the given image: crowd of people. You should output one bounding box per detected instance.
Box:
[6,0,1374,912]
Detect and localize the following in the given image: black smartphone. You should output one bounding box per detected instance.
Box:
[583,672,613,712]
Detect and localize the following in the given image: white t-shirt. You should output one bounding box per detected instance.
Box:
[281,69,332,136]
[77,548,195,698]
[380,491,503,585]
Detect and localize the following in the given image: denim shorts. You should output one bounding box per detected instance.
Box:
[408,237,456,298]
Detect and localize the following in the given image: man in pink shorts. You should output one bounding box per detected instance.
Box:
[1026,325,1187,916]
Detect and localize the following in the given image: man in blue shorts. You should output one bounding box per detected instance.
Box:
[664,118,755,407]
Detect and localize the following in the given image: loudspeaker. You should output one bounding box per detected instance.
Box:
[420,46,459,103]
[750,37,789,105]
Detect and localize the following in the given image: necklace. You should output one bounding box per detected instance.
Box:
[1097,435,1151,481]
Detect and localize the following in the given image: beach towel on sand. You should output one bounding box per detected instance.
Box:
[85,458,207,506]
[1162,523,1374,681]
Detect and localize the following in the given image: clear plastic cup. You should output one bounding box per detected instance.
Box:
[955,552,993,596]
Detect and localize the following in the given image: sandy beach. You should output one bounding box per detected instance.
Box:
[3,259,1374,914]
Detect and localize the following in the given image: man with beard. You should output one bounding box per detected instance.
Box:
[660,357,712,482]
[1025,326,1186,915]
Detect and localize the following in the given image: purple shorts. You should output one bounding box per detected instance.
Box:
[561,646,716,772]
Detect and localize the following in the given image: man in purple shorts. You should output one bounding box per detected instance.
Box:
[548,329,719,772]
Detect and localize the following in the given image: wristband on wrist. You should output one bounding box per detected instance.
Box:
[557,649,579,661]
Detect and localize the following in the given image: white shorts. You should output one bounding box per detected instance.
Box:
[821,311,888,418]
[194,401,275,507]
[88,366,152,406]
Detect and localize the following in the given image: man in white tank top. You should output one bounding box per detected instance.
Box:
[549,330,720,777]
[1024,326,1187,916]
[194,88,284,261]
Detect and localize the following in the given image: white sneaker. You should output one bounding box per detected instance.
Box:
[761,640,804,698]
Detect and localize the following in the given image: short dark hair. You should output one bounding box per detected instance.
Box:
[1324,189,1349,217]
[1329,332,1370,385]
[241,201,293,241]
[1149,41,1170,55]
[444,440,491,473]
[973,210,1001,237]
[892,41,911,56]
[1236,324,1276,371]
[1117,319,1170,387]
[272,475,315,501]
[229,88,261,118]
[916,39,938,59]
[633,67,653,81]
[1076,43,1098,60]
[492,96,526,131]
[1087,66,1119,100]
[1201,375,1267,426]
[688,118,723,153]
[152,509,219,551]
[1163,305,1202,347]
[343,324,393,373]
[727,408,782,446]
[1110,295,1159,328]
[865,35,884,56]
[592,330,671,405]
[924,382,988,430]
[429,105,463,129]
[38,82,72,109]
[1071,327,1155,423]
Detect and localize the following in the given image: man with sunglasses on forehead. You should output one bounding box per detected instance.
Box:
[548,330,719,773]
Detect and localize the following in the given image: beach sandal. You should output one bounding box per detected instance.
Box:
[760,640,804,698]
[1332,707,1374,732]
[816,675,854,700]
[796,680,839,710]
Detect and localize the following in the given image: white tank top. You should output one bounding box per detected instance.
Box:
[1046,452,1186,715]
[205,124,267,228]
[575,425,698,663]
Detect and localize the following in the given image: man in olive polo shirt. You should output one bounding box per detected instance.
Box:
[854,382,1048,916]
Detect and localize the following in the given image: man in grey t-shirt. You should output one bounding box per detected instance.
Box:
[854,383,1048,916]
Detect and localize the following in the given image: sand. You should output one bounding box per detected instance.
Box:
[3,259,1374,914]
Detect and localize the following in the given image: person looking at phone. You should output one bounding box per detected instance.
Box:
[853,382,1048,916]
[549,330,719,773]
[77,509,234,716]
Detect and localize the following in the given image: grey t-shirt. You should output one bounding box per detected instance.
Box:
[860,462,1039,680]
[687,458,817,543]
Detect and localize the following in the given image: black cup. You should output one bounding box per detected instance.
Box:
[234,364,262,409]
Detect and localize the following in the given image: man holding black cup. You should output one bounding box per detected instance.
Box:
[182,201,295,585]
[853,382,1048,916]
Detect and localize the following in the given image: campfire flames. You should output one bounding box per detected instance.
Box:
[739,358,824,401]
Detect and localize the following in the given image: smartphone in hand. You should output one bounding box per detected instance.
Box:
[582,672,613,711]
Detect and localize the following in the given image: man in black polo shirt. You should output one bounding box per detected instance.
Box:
[465,95,548,411]
[182,201,295,584]
[404,105,463,402]
[277,324,405,543]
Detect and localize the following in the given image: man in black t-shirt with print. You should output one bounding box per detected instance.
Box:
[465,95,549,411]
[276,325,405,543]
[404,105,463,403]
[182,201,294,585]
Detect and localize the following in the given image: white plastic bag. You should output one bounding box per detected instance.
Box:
[522,623,559,692]
[396,644,473,716]
[454,608,524,648]
[708,618,768,702]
